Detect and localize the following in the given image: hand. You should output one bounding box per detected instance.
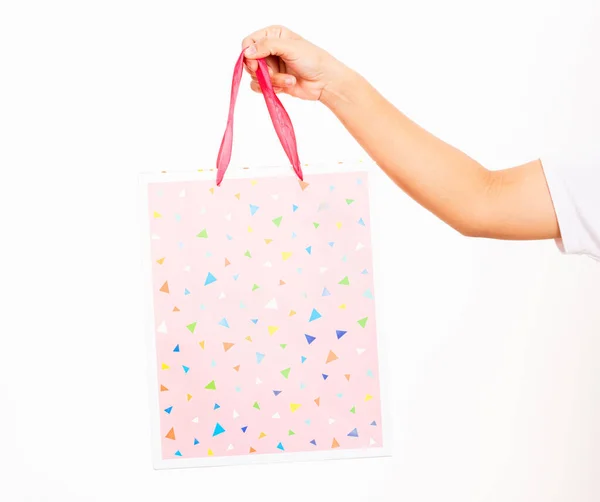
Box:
[242,26,347,101]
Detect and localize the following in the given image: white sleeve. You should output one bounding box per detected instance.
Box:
[541,155,600,260]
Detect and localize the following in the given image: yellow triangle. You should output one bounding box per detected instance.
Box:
[259,432,267,439]
[245,336,252,342]
[282,252,293,261]
[339,304,346,309]
[235,193,241,200]
[289,310,296,317]
[247,226,253,233]
[187,393,193,401]
[365,394,373,401]
[290,403,302,413]
[264,239,273,245]
[251,180,258,186]
[209,188,214,194]
[198,341,205,349]
[153,211,162,218]
[207,449,214,456]
[161,363,169,370]
[268,326,279,336]
[336,222,342,229]
[156,257,165,264]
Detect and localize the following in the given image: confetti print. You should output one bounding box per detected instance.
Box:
[148,172,383,460]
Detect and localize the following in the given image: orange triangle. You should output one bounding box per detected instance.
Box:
[235,193,241,200]
[279,280,286,286]
[314,397,320,407]
[198,341,205,349]
[160,384,168,392]
[224,258,231,267]
[249,446,256,453]
[264,238,273,245]
[223,342,235,352]
[156,257,165,264]
[298,180,310,191]
[326,350,339,364]
[332,438,340,448]
[345,374,351,381]
[289,310,296,317]
[233,365,240,372]
[172,306,180,312]
[159,281,169,293]
[165,427,176,440]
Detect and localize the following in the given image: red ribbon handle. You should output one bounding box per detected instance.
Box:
[216,50,303,186]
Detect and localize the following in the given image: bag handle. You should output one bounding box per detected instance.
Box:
[216,49,303,186]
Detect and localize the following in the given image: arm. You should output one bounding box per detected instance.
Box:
[242,26,560,240]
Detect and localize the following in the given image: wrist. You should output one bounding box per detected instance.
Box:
[319,63,362,108]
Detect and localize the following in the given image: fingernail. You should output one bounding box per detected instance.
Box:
[284,76,295,86]
[244,45,256,56]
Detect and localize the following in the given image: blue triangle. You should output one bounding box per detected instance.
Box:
[297,267,303,274]
[342,255,347,262]
[233,274,240,281]
[310,439,317,446]
[292,204,298,212]
[358,217,365,226]
[251,318,258,324]
[211,359,217,367]
[292,232,297,239]
[328,242,335,247]
[226,234,233,240]
[205,251,212,258]
[367,369,374,378]
[309,309,322,322]
[276,442,284,451]
[273,390,282,396]
[204,272,217,286]
[256,352,265,364]
[200,304,206,310]
[235,386,241,392]
[182,365,190,374]
[370,421,377,426]
[239,301,246,309]
[300,382,306,389]
[301,356,307,363]
[164,406,173,414]
[322,287,331,297]
[178,242,184,249]
[305,246,312,255]
[322,373,329,380]
[305,334,316,345]
[241,426,248,433]
[218,318,229,328]
[337,393,343,398]
[305,419,311,425]
[348,428,359,438]
[174,450,182,456]
[363,289,373,299]
[173,344,180,352]
[212,422,225,437]
[249,204,260,216]
[361,268,369,275]
[184,288,191,295]
[214,403,220,410]
[336,330,347,339]
[193,438,200,445]
[329,185,335,191]
[357,178,363,185]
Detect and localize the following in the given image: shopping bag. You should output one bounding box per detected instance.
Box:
[139,51,390,469]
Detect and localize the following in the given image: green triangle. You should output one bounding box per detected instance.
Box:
[345,199,354,205]
[338,276,350,286]
[253,401,260,410]
[358,317,369,328]
[252,284,260,291]
[196,229,208,238]
[350,406,356,414]
[281,368,291,379]
[186,322,197,333]
[205,380,216,390]
[288,429,295,436]
[280,344,287,349]
[244,250,252,258]
[313,222,320,229]
[272,216,283,227]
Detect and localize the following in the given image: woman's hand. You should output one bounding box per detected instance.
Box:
[242,25,348,101]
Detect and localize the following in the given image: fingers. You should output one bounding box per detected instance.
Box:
[242,25,300,51]
[244,36,300,62]
[250,80,285,94]
[249,72,295,92]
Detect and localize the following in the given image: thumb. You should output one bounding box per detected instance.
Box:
[244,37,301,61]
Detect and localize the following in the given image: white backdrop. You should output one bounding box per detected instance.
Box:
[1,1,599,501]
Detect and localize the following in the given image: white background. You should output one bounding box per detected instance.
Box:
[1,1,599,501]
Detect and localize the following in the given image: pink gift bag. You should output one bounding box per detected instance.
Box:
[139,52,390,469]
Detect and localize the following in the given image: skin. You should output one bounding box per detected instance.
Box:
[241,26,560,240]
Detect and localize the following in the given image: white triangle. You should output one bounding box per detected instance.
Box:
[271,194,280,200]
[369,437,376,446]
[356,242,365,251]
[219,292,226,300]
[256,377,262,385]
[184,265,191,272]
[233,409,240,419]
[151,234,160,240]
[319,267,328,274]
[263,261,272,268]
[225,213,232,221]
[318,202,329,211]
[272,412,280,419]
[357,348,366,355]
[328,418,335,425]
[200,207,207,215]
[157,321,167,334]
[227,444,234,451]
[265,298,278,310]
[192,417,199,423]
[179,189,186,198]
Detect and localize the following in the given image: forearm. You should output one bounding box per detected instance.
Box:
[320,68,559,240]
